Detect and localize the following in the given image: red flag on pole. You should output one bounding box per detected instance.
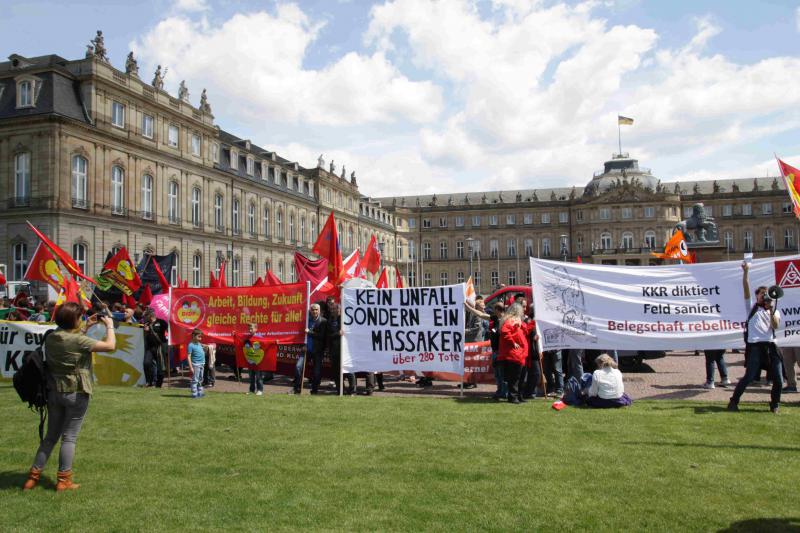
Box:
[209,271,219,288]
[395,267,404,288]
[376,268,389,289]
[361,235,382,275]
[312,212,344,285]
[263,270,283,286]
[218,260,228,287]
[0,270,6,286]
[149,255,171,293]
[24,242,66,291]
[101,247,142,295]
[27,221,96,284]
[295,252,337,300]
[576,256,583,264]
[252,277,265,287]
[139,284,153,306]
[123,293,137,308]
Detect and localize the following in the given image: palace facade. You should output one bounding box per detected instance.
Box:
[0,42,796,299]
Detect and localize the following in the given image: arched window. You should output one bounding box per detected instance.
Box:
[168,181,179,222]
[440,271,448,285]
[764,229,774,251]
[71,155,88,208]
[276,209,283,239]
[192,253,202,286]
[644,231,656,249]
[265,259,271,275]
[290,262,296,282]
[232,257,240,286]
[347,226,353,250]
[541,238,551,257]
[724,231,734,252]
[440,241,448,259]
[141,173,152,219]
[263,206,271,237]
[600,232,612,250]
[249,257,256,285]
[785,228,795,250]
[277,260,284,279]
[289,213,295,242]
[170,253,179,285]
[300,216,306,246]
[12,242,27,280]
[621,232,634,250]
[72,243,88,273]
[191,187,201,227]
[214,194,224,230]
[248,202,256,236]
[112,166,125,214]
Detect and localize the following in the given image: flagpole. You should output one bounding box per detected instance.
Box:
[300,281,310,395]
[166,285,172,387]
[618,117,622,155]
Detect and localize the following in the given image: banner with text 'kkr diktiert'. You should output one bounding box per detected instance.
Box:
[531,255,800,351]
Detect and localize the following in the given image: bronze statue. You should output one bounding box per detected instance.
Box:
[674,203,719,243]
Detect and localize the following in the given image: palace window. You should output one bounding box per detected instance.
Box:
[191,187,201,227]
[489,239,498,258]
[455,216,464,227]
[72,243,87,273]
[491,270,499,287]
[168,125,179,148]
[508,270,516,285]
[441,272,448,285]
[472,215,481,227]
[72,155,88,208]
[506,214,516,225]
[214,194,224,230]
[248,203,256,236]
[456,241,464,259]
[423,242,431,260]
[440,241,448,259]
[743,230,753,251]
[141,173,152,219]
[263,207,271,237]
[111,101,125,128]
[723,205,733,217]
[524,239,533,257]
[423,218,431,229]
[17,80,33,107]
[142,114,154,138]
[232,198,240,234]
[12,242,27,280]
[644,231,656,249]
[724,231,734,252]
[168,181,179,223]
[621,232,634,249]
[192,254,201,286]
[191,134,201,156]
[600,233,612,249]
[643,206,655,218]
[599,208,610,220]
[763,229,774,250]
[542,238,551,257]
[541,213,551,224]
[559,212,568,224]
[424,272,431,287]
[785,229,795,249]
[111,166,124,214]
[14,152,30,204]
[507,239,516,257]
[276,209,283,239]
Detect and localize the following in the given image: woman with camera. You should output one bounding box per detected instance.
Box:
[22,302,116,491]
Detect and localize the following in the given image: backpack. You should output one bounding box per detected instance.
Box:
[12,330,52,441]
[743,304,775,344]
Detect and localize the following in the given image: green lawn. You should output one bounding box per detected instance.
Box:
[1,384,799,532]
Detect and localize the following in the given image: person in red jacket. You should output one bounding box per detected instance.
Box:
[497,303,534,404]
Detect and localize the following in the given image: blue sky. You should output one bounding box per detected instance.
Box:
[2,0,799,196]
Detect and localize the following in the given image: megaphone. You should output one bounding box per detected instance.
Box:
[768,285,784,300]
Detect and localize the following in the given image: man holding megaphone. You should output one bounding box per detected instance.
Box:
[728,262,784,413]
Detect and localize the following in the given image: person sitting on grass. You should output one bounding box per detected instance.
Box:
[187,328,206,399]
[586,354,632,408]
[22,302,116,492]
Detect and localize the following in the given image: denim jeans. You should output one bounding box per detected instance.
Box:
[704,349,728,383]
[731,343,783,407]
[249,369,263,393]
[492,352,507,398]
[294,355,305,392]
[191,365,205,397]
[519,358,542,398]
[33,391,90,471]
[565,349,584,381]
[543,350,564,393]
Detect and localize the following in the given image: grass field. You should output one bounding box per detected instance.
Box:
[2,384,800,532]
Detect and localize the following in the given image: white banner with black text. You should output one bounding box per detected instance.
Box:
[341,285,466,374]
[530,255,800,351]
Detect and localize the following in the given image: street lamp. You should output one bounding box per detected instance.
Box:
[560,234,568,262]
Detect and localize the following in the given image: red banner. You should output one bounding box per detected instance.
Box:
[234,332,279,371]
[427,341,494,384]
[169,283,308,348]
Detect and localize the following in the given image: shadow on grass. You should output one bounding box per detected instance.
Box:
[718,517,800,532]
[0,470,54,491]
[623,441,800,452]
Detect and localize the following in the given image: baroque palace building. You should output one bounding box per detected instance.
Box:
[0,40,797,299]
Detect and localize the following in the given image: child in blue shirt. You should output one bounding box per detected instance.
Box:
[187,328,206,398]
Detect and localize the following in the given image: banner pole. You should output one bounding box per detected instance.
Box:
[299,281,310,395]
[339,283,344,398]
[166,285,172,387]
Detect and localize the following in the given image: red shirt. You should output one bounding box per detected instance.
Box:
[498,319,533,365]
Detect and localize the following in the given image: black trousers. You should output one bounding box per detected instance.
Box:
[732,342,783,407]
[502,361,523,398]
[519,358,542,397]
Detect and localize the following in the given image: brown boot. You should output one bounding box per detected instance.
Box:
[55,470,80,492]
[22,467,42,491]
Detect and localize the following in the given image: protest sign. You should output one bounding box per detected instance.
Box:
[341,284,465,373]
[169,283,308,347]
[427,341,494,384]
[0,321,145,386]
[531,255,800,351]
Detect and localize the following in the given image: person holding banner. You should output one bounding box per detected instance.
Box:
[295,304,327,394]
[488,302,506,401]
[327,303,343,392]
[238,323,264,396]
[497,303,534,404]
[728,263,783,413]
[23,303,116,492]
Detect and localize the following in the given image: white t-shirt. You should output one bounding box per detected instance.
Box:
[744,297,780,343]
[588,367,624,400]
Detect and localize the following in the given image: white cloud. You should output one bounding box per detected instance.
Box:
[173,0,209,13]
[131,5,442,127]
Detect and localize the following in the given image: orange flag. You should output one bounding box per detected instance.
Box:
[24,242,66,291]
[652,230,694,263]
[312,212,344,285]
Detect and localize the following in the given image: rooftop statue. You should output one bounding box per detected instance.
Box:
[125,52,139,77]
[91,31,108,62]
[152,65,165,90]
[350,171,357,186]
[178,80,189,102]
[199,89,212,113]
[317,154,324,168]
[329,160,335,173]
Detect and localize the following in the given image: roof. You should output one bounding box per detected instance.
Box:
[0,70,89,123]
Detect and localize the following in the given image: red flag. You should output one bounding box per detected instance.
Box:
[778,158,800,220]
[376,268,389,289]
[24,242,66,291]
[181,279,189,288]
[233,331,278,372]
[252,277,265,287]
[101,247,142,295]
[312,212,344,285]
[209,271,219,288]
[53,277,81,316]
[264,270,283,286]
[395,267,404,288]
[218,261,228,287]
[123,293,137,308]
[139,284,153,306]
[295,252,337,300]
[361,235,382,274]
[27,222,96,284]
[341,249,362,282]
[576,256,583,264]
[0,270,6,285]
[148,255,170,293]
